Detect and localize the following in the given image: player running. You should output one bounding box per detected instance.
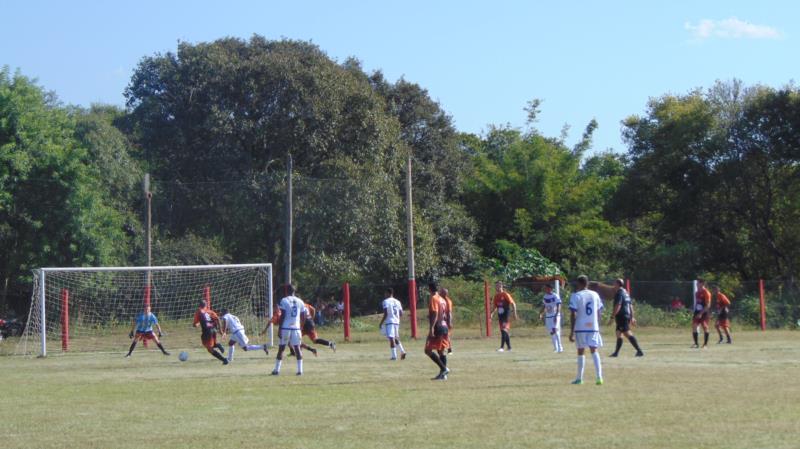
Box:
[378,288,406,360]
[125,305,170,357]
[692,279,712,348]
[218,308,269,363]
[193,299,228,365]
[538,283,563,353]
[568,275,604,385]
[425,282,450,380]
[608,279,644,357]
[271,285,307,376]
[300,301,336,356]
[490,281,518,352]
[712,285,733,344]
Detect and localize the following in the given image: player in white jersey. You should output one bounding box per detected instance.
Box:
[271,285,307,376]
[568,275,604,385]
[378,288,406,360]
[219,308,269,363]
[539,283,563,353]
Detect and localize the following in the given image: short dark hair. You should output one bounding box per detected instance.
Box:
[198,299,207,307]
[286,284,295,295]
[219,308,229,316]
[428,282,438,293]
[615,278,624,287]
[576,275,589,287]
[385,287,394,296]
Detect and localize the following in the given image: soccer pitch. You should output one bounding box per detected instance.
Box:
[2,328,798,449]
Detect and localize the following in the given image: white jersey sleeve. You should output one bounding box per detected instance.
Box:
[570,290,603,332]
[279,296,304,330]
[222,313,245,333]
[382,297,402,325]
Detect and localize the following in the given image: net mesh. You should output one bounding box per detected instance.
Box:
[16,264,272,356]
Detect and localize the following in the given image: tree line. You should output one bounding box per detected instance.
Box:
[2,36,798,315]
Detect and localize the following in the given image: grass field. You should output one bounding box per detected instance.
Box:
[1,326,798,449]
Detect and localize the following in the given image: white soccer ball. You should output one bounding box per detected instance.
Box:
[178,351,189,362]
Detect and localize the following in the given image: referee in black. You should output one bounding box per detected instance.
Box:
[609,279,644,357]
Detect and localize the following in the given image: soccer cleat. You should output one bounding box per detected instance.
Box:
[329,341,336,352]
[271,370,279,376]
[296,372,303,376]
[557,348,564,353]
[310,348,318,357]
[717,339,724,344]
[701,345,707,349]
[390,357,397,361]
[124,354,131,358]
[432,373,445,380]
[496,348,504,352]
[400,352,407,360]
[447,348,453,355]
[440,374,448,381]
[262,345,269,355]
[596,378,604,385]
[635,351,644,357]
[571,379,583,385]
[691,344,699,348]
[163,351,170,356]
[609,352,619,357]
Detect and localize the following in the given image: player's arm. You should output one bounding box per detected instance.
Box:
[192,311,201,328]
[154,316,164,337]
[609,301,621,325]
[511,297,519,320]
[428,307,437,337]
[630,301,636,326]
[379,308,387,328]
[538,302,545,320]
[569,309,577,342]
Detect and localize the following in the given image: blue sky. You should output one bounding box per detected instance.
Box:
[1,1,797,153]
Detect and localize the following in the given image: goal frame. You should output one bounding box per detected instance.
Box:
[32,263,273,357]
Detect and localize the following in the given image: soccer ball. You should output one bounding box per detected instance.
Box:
[178,351,189,362]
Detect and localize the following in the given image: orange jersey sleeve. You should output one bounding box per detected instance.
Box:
[716,293,731,308]
[272,309,282,325]
[305,303,316,318]
[193,309,203,326]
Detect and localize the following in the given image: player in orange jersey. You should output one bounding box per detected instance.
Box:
[193,299,228,364]
[712,285,733,344]
[439,287,454,355]
[490,281,518,352]
[300,302,336,355]
[692,279,712,348]
[425,282,450,380]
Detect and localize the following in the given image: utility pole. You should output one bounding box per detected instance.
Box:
[285,154,293,288]
[405,155,418,338]
[143,173,152,308]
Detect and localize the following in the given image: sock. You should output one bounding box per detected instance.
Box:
[629,336,642,352]
[592,352,603,380]
[726,331,732,343]
[215,343,224,353]
[499,333,505,349]
[614,337,623,354]
[397,341,405,354]
[314,338,330,346]
[391,347,397,359]
[227,345,235,362]
[556,331,563,351]
[577,355,585,381]
[552,334,559,350]
[156,342,168,354]
[428,352,445,371]
[704,332,709,346]
[244,344,263,351]
[692,332,699,345]
[440,354,447,369]
[274,358,282,373]
[296,359,303,374]
[126,341,137,356]
[211,349,226,362]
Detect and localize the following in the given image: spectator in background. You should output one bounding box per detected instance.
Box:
[670,297,685,312]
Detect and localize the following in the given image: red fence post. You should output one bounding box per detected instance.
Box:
[61,288,69,352]
[484,280,491,337]
[759,279,766,331]
[408,279,418,339]
[343,282,351,342]
[204,285,211,308]
[626,279,632,296]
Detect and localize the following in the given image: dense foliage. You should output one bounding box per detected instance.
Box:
[2,38,799,316]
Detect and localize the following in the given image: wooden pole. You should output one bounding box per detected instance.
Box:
[285,154,293,287]
[405,155,417,339]
[759,279,766,331]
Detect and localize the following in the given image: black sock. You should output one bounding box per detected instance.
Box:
[314,338,330,346]
[499,333,505,349]
[157,342,168,354]
[211,350,226,362]
[628,336,642,352]
[428,352,445,371]
[215,343,225,353]
[440,354,447,368]
[703,332,709,345]
[614,338,623,354]
[692,332,699,345]
[126,341,137,356]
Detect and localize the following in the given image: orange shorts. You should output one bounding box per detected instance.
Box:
[135,331,156,342]
[201,332,217,349]
[303,328,318,341]
[692,314,709,327]
[716,319,730,328]
[425,335,450,352]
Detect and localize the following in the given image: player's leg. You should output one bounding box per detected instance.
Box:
[554,316,563,352]
[438,349,449,379]
[125,335,138,357]
[589,346,603,385]
[151,333,170,355]
[623,330,644,356]
[611,328,623,357]
[395,337,406,359]
[272,344,286,375]
[425,340,446,378]
[388,335,397,360]
[691,320,700,347]
[715,321,724,343]
[702,319,710,347]
[573,344,586,384]
[300,342,317,356]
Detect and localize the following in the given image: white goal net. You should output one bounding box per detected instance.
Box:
[16,264,273,356]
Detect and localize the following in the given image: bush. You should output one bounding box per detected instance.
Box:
[633,302,692,328]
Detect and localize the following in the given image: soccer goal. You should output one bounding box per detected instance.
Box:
[16,264,273,357]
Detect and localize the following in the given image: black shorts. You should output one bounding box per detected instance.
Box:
[497,312,509,324]
[615,316,631,332]
[718,308,730,320]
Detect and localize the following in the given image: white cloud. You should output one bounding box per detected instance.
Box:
[685,17,782,40]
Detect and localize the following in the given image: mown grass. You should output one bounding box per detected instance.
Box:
[1,326,798,449]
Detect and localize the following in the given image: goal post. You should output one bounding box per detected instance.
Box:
[17,263,273,357]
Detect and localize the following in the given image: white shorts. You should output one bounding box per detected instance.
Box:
[574,331,603,349]
[279,328,301,347]
[382,323,399,339]
[545,315,561,333]
[229,329,249,347]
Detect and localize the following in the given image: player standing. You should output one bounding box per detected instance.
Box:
[538,283,563,353]
[219,308,269,363]
[608,279,644,357]
[125,305,170,357]
[193,300,228,364]
[692,279,712,348]
[568,275,604,385]
[440,287,454,355]
[378,288,406,360]
[712,285,733,344]
[425,282,450,380]
[490,281,518,352]
[271,285,307,376]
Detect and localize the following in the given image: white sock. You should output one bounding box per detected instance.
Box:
[227,345,235,362]
[296,359,303,374]
[245,344,262,351]
[391,347,397,359]
[592,352,603,380]
[397,341,405,354]
[577,355,585,381]
[556,331,563,351]
[551,334,559,350]
[274,358,282,372]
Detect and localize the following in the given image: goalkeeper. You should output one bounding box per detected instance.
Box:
[126,305,170,357]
